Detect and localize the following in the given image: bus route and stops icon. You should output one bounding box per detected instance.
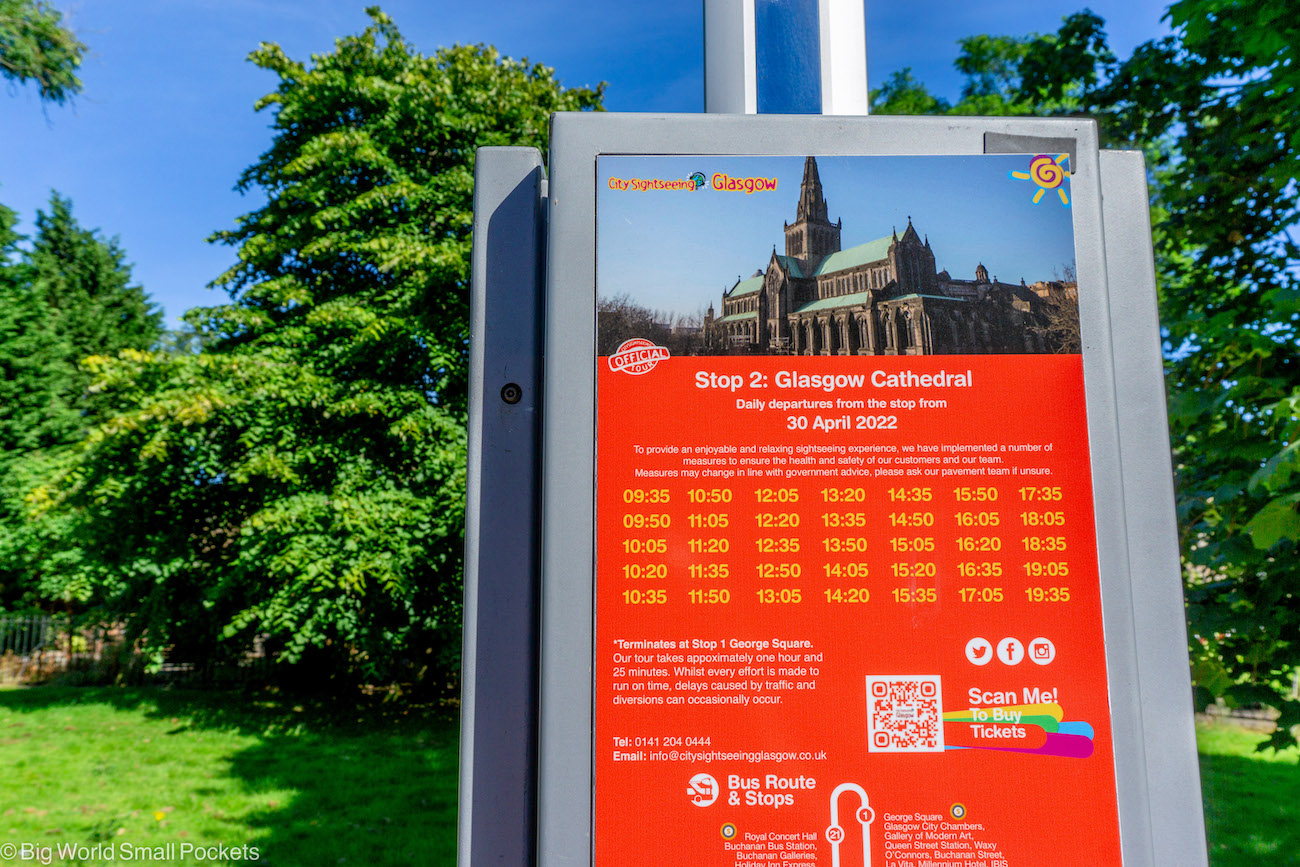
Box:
[688,773,719,807]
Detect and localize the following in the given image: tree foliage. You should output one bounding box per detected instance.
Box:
[0,0,84,103]
[0,202,74,457]
[1143,0,1300,750]
[872,11,1114,117]
[1031,286,1082,355]
[871,68,952,116]
[0,194,160,456]
[0,195,162,611]
[14,9,602,684]
[27,194,162,434]
[874,3,1300,745]
[598,294,705,356]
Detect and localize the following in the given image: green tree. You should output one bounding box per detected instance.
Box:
[1016,10,1115,111]
[24,193,163,435]
[1131,0,1300,749]
[875,4,1300,746]
[0,203,76,456]
[0,0,90,450]
[19,8,601,683]
[0,196,162,612]
[870,68,951,116]
[0,195,164,458]
[873,11,1114,117]
[0,0,84,104]
[954,34,1028,100]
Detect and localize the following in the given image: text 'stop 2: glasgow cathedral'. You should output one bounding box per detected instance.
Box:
[703,157,1078,355]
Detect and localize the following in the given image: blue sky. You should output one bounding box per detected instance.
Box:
[0,0,1169,328]
[598,154,1077,320]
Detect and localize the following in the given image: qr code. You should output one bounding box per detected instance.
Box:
[866,676,944,753]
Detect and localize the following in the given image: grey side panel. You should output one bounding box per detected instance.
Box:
[1065,126,1155,867]
[1100,150,1209,866]
[536,120,599,867]
[459,146,546,867]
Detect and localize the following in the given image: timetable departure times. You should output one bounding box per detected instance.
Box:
[612,482,1079,612]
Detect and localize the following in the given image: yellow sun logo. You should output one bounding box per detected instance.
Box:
[1010,154,1070,206]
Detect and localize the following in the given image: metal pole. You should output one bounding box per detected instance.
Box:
[703,0,756,113]
[818,0,868,114]
[704,0,868,114]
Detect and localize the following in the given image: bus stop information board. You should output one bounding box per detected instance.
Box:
[593,154,1123,866]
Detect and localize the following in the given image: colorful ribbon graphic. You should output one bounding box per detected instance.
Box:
[942,701,1096,758]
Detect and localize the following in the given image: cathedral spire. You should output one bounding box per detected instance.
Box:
[796,156,829,223]
[784,156,841,264]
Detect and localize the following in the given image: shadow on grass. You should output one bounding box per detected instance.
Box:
[226,728,458,865]
[0,686,459,866]
[1200,748,1300,867]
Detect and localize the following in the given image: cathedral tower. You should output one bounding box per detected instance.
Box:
[784,156,841,269]
[888,218,939,294]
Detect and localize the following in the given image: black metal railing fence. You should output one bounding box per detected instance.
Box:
[0,614,269,685]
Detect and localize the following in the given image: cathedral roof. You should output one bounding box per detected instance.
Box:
[726,275,764,298]
[773,254,805,278]
[813,235,893,276]
[795,289,874,313]
[717,310,759,323]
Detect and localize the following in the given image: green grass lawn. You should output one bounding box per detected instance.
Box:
[1199,719,1300,867]
[0,686,458,865]
[1,686,1295,866]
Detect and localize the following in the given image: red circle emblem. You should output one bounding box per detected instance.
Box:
[608,338,670,375]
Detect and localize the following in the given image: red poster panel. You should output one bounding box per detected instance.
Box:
[593,155,1121,867]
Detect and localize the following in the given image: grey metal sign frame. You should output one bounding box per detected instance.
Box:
[461,147,546,865]
[460,113,1207,866]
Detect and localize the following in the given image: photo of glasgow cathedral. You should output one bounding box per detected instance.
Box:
[702,157,1078,355]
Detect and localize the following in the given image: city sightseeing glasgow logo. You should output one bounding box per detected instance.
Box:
[608,338,670,375]
[606,173,777,194]
[1010,154,1070,207]
[710,172,778,193]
